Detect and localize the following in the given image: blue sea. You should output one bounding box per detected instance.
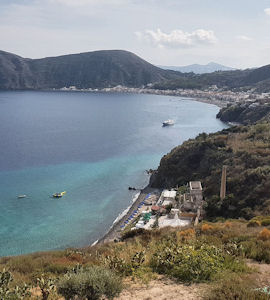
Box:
[0,91,227,256]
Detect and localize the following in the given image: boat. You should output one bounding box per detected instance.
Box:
[52,191,66,198]
[17,195,27,199]
[162,119,174,126]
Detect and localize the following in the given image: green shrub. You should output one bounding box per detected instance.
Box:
[241,240,270,263]
[207,275,270,300]
[57,265,122,300]
[150,243,225,282]
[261,219,270,226]
[44,264,68,274]
[0,269,31,300]
[247,220,261,227]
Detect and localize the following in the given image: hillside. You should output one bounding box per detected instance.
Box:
[0,50,182,90]
[217,103,270,124]
[152,63,270,92]
[1,220,270,299]
[151,123,270,219]
[159,62,235,74]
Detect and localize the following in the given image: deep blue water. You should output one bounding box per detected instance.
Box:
[0,91,227,256]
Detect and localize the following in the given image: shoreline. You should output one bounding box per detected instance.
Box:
[97,185,161,244]
[8,87,229,108]
[94,92,228,245]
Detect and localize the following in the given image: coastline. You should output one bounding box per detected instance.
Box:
[48,87,229,108]
[97,185,161,244]
[94,91,228,245]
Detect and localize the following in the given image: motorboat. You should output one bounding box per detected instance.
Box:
[52,191,66,198]
[17,195,27,199]
[162,119,174,126]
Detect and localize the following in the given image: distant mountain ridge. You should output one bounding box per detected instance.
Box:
[0,50,182,90]
[159,62,236,74]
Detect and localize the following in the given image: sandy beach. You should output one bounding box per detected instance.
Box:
[97,186,161,244]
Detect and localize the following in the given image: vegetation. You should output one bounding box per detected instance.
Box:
[0,220,269,298]
[151,122,270,219]
[57,266,122,300]
[217,103,270,124]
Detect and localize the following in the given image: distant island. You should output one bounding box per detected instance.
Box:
[158,62,236,74]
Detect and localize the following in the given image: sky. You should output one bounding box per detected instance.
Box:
[1,0,270,68]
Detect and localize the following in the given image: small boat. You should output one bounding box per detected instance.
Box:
[162,119,174,126]
[17,195,27,199]
[52,191,66,198]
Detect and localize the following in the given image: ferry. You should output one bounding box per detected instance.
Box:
[162,119,174,126]
[52,191,66,198]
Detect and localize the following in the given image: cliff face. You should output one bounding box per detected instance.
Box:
[217,103,270,125]
[0,50,182,90]
[151,124,270,219]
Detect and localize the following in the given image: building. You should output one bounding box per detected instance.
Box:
[157,189,177,206]
[189,181,203,206]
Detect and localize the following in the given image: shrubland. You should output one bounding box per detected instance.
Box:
[1,220,270,299]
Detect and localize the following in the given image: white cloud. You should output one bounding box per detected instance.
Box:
[135,28,217,48]
[264,8,270,15]
[49,0,123,6]
[236,35,252,41]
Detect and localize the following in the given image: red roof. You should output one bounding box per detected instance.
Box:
[151,206,160,211]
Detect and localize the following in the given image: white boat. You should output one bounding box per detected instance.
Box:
[17,195,27,199]
[162,119,174,126]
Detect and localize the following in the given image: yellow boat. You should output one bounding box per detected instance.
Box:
[52,191,66,198]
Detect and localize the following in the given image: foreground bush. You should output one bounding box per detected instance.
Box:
[151,243,226,282]
[242,239,270,263]
[57,265,122,300]
[207,275,270,300]
[258,228,270,241]
[247,220,261,227]
[0,269,30,300]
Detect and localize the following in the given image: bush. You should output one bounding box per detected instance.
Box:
[150,243,225,282]
[0,269,31,300]
[57,265,122,300]
[241,240,270,263]
[261,219,270,226]
[247,220,261,227]
[207,275,270,300]
[201,224,215,232]
[258,228,270,241]
[177,228,195,241]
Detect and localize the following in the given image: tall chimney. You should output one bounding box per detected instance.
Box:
[220,165,227,200]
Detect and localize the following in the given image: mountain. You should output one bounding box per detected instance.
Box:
[159,62,236,74]
[153,63,270,92]
[0,50,182,90]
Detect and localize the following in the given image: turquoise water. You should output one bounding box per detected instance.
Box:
[0,91,227,256]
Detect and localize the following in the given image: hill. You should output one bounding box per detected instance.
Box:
[152,64,270,92]
[159,62,236,74]
[151,122,270,220]
[217,102,270,124]
[0,50,182,90]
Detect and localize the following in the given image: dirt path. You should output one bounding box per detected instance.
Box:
[116,276,206,300]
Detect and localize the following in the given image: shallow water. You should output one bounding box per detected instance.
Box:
[0,91,227,256]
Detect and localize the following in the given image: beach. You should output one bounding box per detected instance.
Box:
[97,185,161,244]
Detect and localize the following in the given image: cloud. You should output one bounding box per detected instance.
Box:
[49,0,123,6]
[236,35,252,41]
[264,8,270,15]
[135,28,217,48]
